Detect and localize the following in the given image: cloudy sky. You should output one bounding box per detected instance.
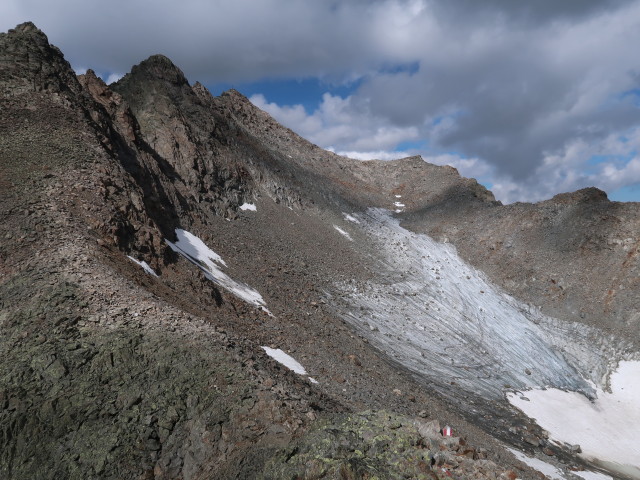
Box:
[3,0,640,203]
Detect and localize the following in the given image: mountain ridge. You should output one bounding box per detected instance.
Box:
[1,22,638,480]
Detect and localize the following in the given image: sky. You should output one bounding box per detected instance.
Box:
[2,0,640,203]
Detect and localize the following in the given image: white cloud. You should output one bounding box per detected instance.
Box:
[491,129,640,203]
[251,92,419,153]
[105,73,123,85]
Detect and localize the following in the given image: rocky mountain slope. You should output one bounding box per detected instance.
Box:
[1,22,638,480]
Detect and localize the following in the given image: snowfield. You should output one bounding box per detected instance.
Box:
[166,229,271,314]
[261,347,308,375]
[509,361,640,479]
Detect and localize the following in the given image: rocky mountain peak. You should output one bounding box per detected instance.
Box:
[218,88,258,111]
[550,186,609,205]
[122,54,189,87]
[8,21,48,42]
[0,22,81,97]
[111,54,197,122]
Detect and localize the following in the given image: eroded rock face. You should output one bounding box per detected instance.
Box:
[111,55,262,218]
[77,69,138,143]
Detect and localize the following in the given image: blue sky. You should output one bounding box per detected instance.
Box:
[2,0,640,203]
[207,78,361,115]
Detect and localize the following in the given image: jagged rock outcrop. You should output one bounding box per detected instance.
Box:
[0,22,82,98]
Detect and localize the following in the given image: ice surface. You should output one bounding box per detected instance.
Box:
[508,361,640,479]
[333,209,627,400]
[334,225,353,241]
[240,203,257,211]
[261,347,308,375]
[507,449,566,480]
[166,229,270,314]
[127,255,158,277]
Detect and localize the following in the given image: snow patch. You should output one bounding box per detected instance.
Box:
[333,225,353,241]
[240,203,257,211]
[393,198,405,213]
[507,449,566,480]
[573,471,613,480]
[166,229,270,314]
[262,347,308,375]
[127,256,158,277]
[508,361,640,479]
[166,229,226,267]
[343,213,360,224]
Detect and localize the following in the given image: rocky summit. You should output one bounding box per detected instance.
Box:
[1,22,639,480]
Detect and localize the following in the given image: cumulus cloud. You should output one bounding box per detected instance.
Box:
[250,93,420,152]
[2,0,640,202]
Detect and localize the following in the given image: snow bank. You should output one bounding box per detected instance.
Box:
[240,203,257,211]
[166,229,270,314]
[333,225,353,241]
[508,361,640,479]
[127,255,158,277]
[507,449,566,480]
